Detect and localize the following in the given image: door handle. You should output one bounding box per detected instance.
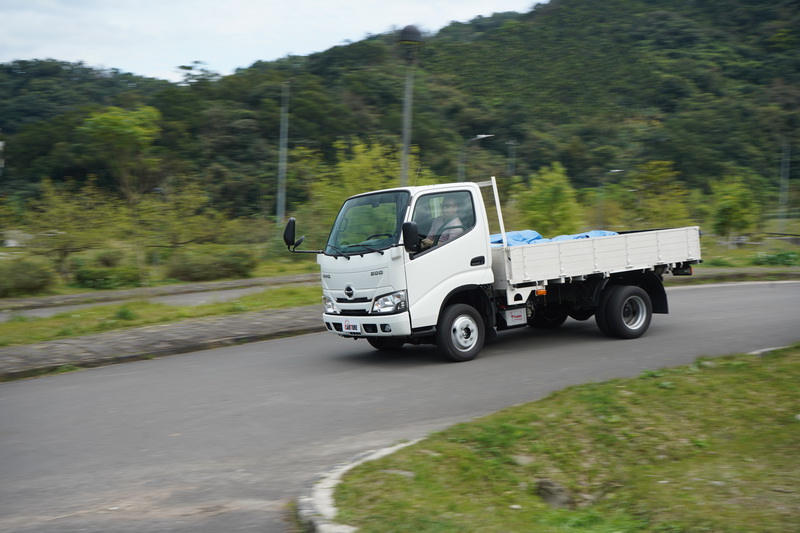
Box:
[470,256,485,266]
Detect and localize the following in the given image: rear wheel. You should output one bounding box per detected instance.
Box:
[367,337,405,351]
[528,304,569,328]
[437,304,485,362]
[597,285,652,339]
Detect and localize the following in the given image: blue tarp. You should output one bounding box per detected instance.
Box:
[489,229,542,246]
[490,229,617,246]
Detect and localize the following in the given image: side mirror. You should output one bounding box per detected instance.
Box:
[402,221,420,254]
[283,218,305,250]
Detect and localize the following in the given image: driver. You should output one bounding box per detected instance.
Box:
[421,197,464,249]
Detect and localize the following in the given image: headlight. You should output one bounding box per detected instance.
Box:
[372,290,407,314]
[322,295,338,314]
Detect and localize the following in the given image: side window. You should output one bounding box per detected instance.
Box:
[412,192,474,251]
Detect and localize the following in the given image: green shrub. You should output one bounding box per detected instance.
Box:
[704,257,735,267]
[217,250,257,277]
[751,251,800,266]
[68,256,88,271]
[0,258,55,297]
[93,249,126,268]
[114,305,138,320]
[165,250,257,281]
[73,266,145,289]
[145,247,173,266]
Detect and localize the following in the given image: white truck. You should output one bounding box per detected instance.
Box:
[284,178,701,362]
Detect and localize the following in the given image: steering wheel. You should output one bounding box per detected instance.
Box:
[432,225,468,246]
[366,233,393,240]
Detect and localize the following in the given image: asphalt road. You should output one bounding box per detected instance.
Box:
[1,281,799,533]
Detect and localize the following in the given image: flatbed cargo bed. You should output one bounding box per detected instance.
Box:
[492,226,701,291]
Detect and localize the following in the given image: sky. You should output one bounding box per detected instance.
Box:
[0,0,543,82]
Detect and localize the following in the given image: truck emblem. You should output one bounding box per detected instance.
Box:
[344,285,355,299]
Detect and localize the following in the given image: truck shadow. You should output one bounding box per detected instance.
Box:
[332,319,615,367]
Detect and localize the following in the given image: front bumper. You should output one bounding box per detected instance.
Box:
[322,311,412,337]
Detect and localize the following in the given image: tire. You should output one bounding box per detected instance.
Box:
[568,308,595,321]
[528,304,569,329]
[366,337,405,351]
[597,285,652,339]
[436,303,485,362]
[595,289,612,336]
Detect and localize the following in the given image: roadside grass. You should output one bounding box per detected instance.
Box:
[0,284,321,347]
[8,256,319,298]
[334,346,800,533]
[698,231,799,268]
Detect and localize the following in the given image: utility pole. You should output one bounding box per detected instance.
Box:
[778,138,791,234]
[0,135,5,181]
[398,25,423,186]
[276,81,289,224]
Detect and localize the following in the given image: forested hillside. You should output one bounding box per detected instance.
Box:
[0,0,798,233]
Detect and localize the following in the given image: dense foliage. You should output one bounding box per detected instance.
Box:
[0,0,798,246]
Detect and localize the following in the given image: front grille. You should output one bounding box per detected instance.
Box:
[339,309,369,316]
[336,297,370,303]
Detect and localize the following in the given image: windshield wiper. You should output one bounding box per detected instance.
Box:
[325,245,351,259]
[347,244,385,255]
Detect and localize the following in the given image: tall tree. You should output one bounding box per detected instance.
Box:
[625,161,691,229]
[508,162,583,237]
[78,105,163,203]
[291,140,436,245]
[711,176,760,243]
[78,105,164,282]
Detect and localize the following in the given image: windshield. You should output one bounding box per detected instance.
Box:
[325,191,409,255]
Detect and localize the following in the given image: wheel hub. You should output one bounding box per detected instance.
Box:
[622,296,646,329]
[451,315,478,351]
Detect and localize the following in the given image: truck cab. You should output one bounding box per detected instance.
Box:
[284,182,495,359]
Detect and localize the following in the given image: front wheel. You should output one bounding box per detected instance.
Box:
[597,285,652,339]
[436,304,485,362]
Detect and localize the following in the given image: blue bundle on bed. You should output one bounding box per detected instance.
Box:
[490,229,617,246]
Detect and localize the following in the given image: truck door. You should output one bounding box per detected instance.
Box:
[404,190,491,328]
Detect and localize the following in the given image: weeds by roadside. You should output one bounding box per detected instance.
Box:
[0,285,321,347]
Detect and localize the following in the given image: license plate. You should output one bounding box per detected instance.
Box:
[343,319,361,334]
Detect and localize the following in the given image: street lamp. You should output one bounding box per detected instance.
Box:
[458,134,494,181]
[398,25,423,186]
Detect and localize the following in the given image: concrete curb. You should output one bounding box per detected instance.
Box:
[296,439,423,533]
[0,325,327,382]
[0,305,326,381]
